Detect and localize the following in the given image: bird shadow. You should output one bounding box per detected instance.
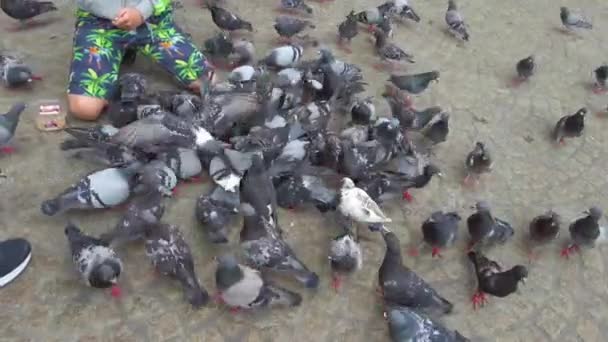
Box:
[6,17,61,31]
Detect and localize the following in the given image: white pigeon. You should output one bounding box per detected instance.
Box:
[338,177,392,224]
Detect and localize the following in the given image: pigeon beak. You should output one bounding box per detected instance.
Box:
[436,172,444,178]
[521,277,527,285]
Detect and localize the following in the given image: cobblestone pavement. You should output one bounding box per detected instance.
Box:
[1,0,608,341]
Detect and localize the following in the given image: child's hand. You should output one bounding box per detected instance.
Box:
[112,7,144,31]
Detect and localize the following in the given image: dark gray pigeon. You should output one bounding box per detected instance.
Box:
[261,44,304,69]
[372,30,415,70]
[388,71,440,95]
[277,0,312,14]
[337,11,359,53]
[158,147,202,181]
[397,4,421,23]
[215,254,302,311]
[514,55,535,86]
[528,210,560,260]
[464,141,493,186]
[195,186,240,243]
[350,96,376,125]
[210,149,253,193]
[41,164,141,216]
[202,31,234,69]
[553,108,586,145]
[274,16,315,44]
[410,211,461,258]
[0,54,39,87]
[206,3,253,33]
[100,191,165,246]
[593,65,607,94]
[378,226,454,315]
[1,0,57,26]
[144,223,209,308]
[65,222,123,297]
[560,7,592,30]
[329,228,362,292]
[445,0,469,41]
[422,112,450,145]
[0,102,25,154]
[136,160,178,197]
[240,212,319,288]
[468,251,528,310]
[561,207,606,258]
[119,73,147,103]
[239,154,280,227]
[385,305,469,342]
[60,125,119,150]
[466,201,514,251]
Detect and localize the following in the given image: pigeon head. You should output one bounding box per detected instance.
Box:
[317,48,334,63]
[341,177,355,189]
[89,260,121,289]
[575,108,587,117]
[215,254,243,290]
[6,65,33,86]
[119,73,147,101]
[510,265,528,283]
[425,164,442,177]
[560,7,568,16]
[382,231,402,257]
[474,200,491,212]
[587,206,602,220]
[448,0,458,10]
[474,141,485,151]
[217,254,239,268]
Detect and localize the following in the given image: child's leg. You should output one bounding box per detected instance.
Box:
[137,15,213,93]
[67,13,129,121]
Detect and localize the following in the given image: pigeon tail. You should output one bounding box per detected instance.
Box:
[179,273,210,308]
[295,271,320,289]
[41,198,62,216]
[264,284,302,307]
[64,221,82,237]
[433,294,454,314]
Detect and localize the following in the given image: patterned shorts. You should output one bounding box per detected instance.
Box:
[67,8,209,100]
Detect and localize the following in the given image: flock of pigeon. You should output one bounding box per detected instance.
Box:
[1,0,608,340]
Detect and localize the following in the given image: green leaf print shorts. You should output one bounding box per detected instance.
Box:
[67,8,210,100]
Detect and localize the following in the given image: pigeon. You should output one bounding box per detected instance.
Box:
[388,71,440,95]
[202,31,234,69]
[210,149,253,193]
[231,38,256,66]
[378,227,454,315]
[228,65,264,86]
[552,107,586,145]
[385,305,469,342]
[65,222,122,297]
[144,223,209,308]
[337,10,359,53]
[528,210,560,260]
[239,154,280,226]
[100,191,165,246]
[561,207,606,258]
[277,0,312,15]
[195,189,239,244]
[514,55,535,86]
[592,65,607,94]
[329,228,362,291]
[422,112,450,145]
[214,254,302,312]
[356,3,395,32]
[560,7,592,31]
[350,96,376,125]
[464,141,493,186]
[445,0,469,41]
[372,29,415,70]
[41,164,141,216]
[240,213,320,288]
[273,16,315,44]
[467,250,528,310]
[206,4,253,33]
[337,177,392,229]
[60,124,119,150]
[66,139,147,168]
[466,201,515,251]
[409,211,461,258]
[136,160,178,197]
[261,44,304,69]
[0,0,57,27]
[158,147,203,181]
[168,93,202,119]
[119,73,147,103]
[0,54,40,87]
[390,104,442,131]
[0,102,26,154]
[396,4,421,23]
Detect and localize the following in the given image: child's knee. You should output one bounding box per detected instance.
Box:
[67,95,107,121]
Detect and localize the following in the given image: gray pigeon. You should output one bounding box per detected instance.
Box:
[100,190,165,246]
[0,54,39,87]
[215,254,302,312]
[41,164,141,216]
[514,55,535,86]
[144,223,209,308]
[240,213,320,289]
[464,141,493,186]
[378,227,454,315]
[261,44,304,69]
[195,186,240,243]
[239,154,280,226]
[329,228,362,292]
[337,10,359,53]
[466,201,514,251]
[65,222,123,297]
[372,30,415,70]
[410,211,461,258]
[560,7,592,30]
[277,0,312,15]
[210,149,253,193]
[274,16,315,44]
[136,160,178,197]
[561,207,606,258]
[206,3,253,33]
[386,305,469,342]
[422,111,450,145]
[445,0,469,41]
[388,71,440,95]
[593,65,607,94]
[158,147,202,181]
[528,210,560,260]
[0,102,26,154]
[1,0,57,26]
[553,108,586,145]
[350,96,376,125]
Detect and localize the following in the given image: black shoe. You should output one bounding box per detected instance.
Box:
[0,238,32,287]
